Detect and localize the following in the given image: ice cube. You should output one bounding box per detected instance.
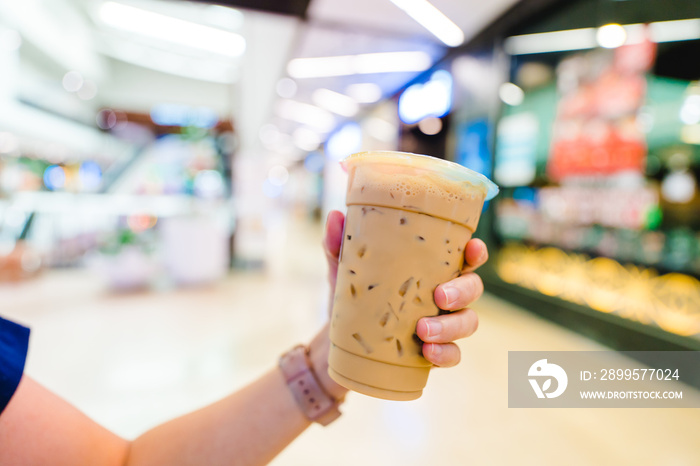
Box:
[352,333,373,354]
[398,277,413,297]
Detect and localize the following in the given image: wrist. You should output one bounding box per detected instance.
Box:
[308,340,348,402]
[278,344,344,426]
[307,325,348,401]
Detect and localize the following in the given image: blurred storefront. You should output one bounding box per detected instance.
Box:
[444,0,700,350]
[0,1,293,286]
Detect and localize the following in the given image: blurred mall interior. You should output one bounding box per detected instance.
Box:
[1,0,700,464]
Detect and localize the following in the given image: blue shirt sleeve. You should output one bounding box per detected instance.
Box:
[0,316,30,415]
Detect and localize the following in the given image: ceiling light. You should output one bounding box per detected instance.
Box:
[504,28,597,55]
[293,127,322,151]
[597,23,627,48]
[398,70,452,124]
[312,89,359,117]
[99,38,237,83]
[353,52,430,74]
[275,100,336,133]
[649,18,700,43]
[661,170,696,203]
[288,56,353,78]
[346,83,382,103]
[680,94,700,125]
[287,51,432,78]
[276,78,297,98]
[499,82,524,106]
[99,1,246,58]
[363,117,397,142]
[62,71,84,93]
[389,0,464,47]
[506,18,700,55]
[203,4,244,31]
[418,116,442,135]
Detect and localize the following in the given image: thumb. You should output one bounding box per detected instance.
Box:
[323,210,345,286]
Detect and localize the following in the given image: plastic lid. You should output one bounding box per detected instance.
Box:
[342,151,499,201]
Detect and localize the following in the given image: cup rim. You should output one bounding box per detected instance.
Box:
[341,151,499,201]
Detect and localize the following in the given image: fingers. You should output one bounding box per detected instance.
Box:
[462,238,488,273]
[323,210,345,262]
[324,210,345,293]
[422,342,461,367]
[432,239,486,311]
[433,273,484,311]
[416,308,479,344]
[421,238,486,367]
[417,308,479,367]
[308,322,349,399]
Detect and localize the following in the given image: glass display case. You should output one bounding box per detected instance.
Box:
[451,0,700,350]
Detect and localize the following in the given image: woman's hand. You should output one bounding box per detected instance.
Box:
[323,209,346,297]
[321,209,487,369]
[308,210,348,399]
[417,238,487,367]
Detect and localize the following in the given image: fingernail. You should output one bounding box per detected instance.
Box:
[431,344,443,357]
[441,285,460,307]
[425,319,443,338]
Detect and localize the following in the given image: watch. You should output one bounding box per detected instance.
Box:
[279,345,342,426]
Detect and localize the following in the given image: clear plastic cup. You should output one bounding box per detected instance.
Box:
[328,151,498,400]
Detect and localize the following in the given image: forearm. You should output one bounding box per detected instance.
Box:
[1,328,346,466]
[1,368,315,466]
[0,376,129,466]
[125,367,311,466]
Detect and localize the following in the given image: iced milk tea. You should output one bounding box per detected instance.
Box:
[328,151,498,400]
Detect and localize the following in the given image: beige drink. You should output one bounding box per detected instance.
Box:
[328,151,497,401]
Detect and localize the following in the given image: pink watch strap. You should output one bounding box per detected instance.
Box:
[279,345,342,426]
